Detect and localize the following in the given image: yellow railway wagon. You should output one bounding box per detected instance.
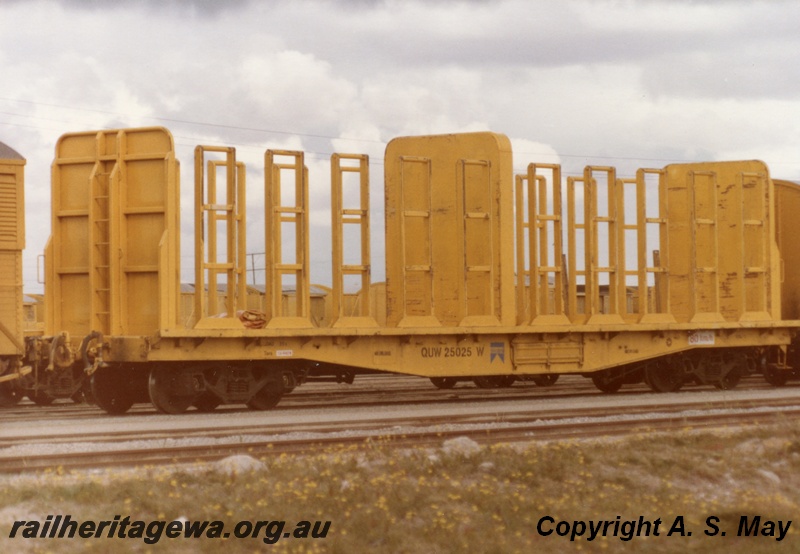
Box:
[0,140,26,403]
[28,127,800,413]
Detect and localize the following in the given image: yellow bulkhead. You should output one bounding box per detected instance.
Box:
[0,140,25,358]
[383,132,516,328]
[45,127,180,339]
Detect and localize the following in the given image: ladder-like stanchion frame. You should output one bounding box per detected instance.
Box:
[331,153,377,328]
[193,146,246,328]
[566,175,587,324]
[264,149,312,328]
[584,166,624,324]
[527,164,569,325]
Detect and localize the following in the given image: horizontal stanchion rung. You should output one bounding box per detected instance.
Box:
[403,210,430,218]
[203,204,234,212]
[465,212,490,219]
[466,265,491,272]
[272,162,301,170]
[342,265,368,272]
[196,145,234,154]
[342,209,367,216]
[405,265,431,272]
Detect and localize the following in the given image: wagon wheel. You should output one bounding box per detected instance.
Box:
[713,361,744,390]
[591,371,623,394]
[246,373,284,411]
[763,366,790,387]
[473,376,496,389]
[91,366,134,415]
[72,380,95,404]
[148,366,198,415]
[493,375,516,388]
[0,382,21,406]
[714,371,741,390]
[193,391,222,412]
[430,377,458,389]
[644,361,683,393]
[531,374,559,387]
[473,376,515,389]
[28,390,56,406]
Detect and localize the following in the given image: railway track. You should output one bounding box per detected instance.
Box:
[1,374,789,424]
[2,384,799,474]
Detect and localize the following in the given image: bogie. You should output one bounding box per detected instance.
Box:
[0,382,21,406]
[591,370,625,394]
[530,374,559,387]
[91,365,139,415]
[644,360,684,393]
[246,372,285,411]
[148,366,202,415]
[430,377,458,389]
[193,392,222,412]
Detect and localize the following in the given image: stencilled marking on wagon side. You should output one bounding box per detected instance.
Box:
[419,345,487,358]
[688,331,715,346]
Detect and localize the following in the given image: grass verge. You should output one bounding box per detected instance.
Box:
[2,419,800,553]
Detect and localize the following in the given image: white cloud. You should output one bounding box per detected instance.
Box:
[511,138,561,169]
[237,51,359,130]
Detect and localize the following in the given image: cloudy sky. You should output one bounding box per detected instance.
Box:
[2,0,800,293]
